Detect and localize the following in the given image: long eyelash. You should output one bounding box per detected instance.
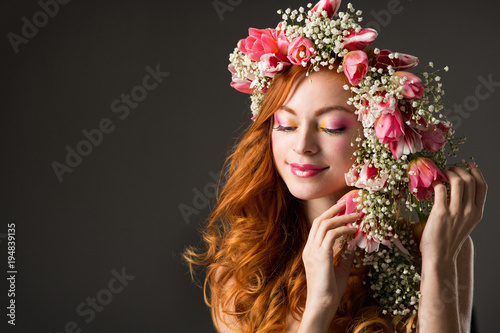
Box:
[274,125,296,132]
[273,125,346,134]
[323,127,346,134]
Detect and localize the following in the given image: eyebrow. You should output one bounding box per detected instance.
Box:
[278,105,352,116]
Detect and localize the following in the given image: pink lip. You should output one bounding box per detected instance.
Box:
[289,163,329,178]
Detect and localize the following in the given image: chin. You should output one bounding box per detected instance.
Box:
[287,184,348,201]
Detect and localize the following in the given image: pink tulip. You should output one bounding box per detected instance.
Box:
[393,71,424,99]
[228,64,255,94]
[374,49,419,71]
[337,190,409,255]
[348,221,392,253]
[388,124,423,159]
[400,107,449,154]
[336,189,364,217]
[407,157,447,201]
[287,36,315,65]
[420,122,449,152]
[311,0,342,18]
[230,80,253,94]
[258,53,291,78]
[374,109,405,145]
[345,161,389,191]
[238,28,284,62]
[335,191,371,251]
[343,28,378,51]
[347,219,409,254]
[343,50,369,86]
[275,22,290,55]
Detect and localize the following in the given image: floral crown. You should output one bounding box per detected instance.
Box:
[228,0,461,321]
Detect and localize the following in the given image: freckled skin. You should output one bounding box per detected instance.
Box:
[272,70,363,202]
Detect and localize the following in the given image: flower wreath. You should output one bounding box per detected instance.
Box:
[228,0,466,322]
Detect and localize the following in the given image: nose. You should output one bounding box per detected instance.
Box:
[293,125,319,155]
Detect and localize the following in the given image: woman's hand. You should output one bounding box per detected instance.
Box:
[420,163,487,262]
[299,200,359,328]
[417,163,487,333]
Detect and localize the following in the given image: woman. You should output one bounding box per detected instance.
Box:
[184,1,487,332]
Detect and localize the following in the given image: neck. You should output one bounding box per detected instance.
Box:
[303,187,354,227]
[304,196,337,228]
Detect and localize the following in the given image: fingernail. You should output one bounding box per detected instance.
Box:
[337,199,346,205]
[467,161,477,168]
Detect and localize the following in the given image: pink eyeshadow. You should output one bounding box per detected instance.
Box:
[321,119,349,129]
[274,113,283,126]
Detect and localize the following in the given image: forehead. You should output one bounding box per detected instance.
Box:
[281,69,353,116]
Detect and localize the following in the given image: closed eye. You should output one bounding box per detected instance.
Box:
[274,125,296,132]
[322,127,346,134]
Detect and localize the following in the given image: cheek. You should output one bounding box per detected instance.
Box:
[271,132,281,160]
[271,132,285,154]
[271,132,294,172]
[323,136,358,166]
[328,135,355,151]
[271,133,288,178]
[334,143,354,160]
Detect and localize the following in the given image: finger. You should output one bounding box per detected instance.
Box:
[321,226,357,251]
[315,213,360,248]
[468,163,488,208]
[450,166,476,207]
[310,200,347,237]
[443,169,464,209]
[432,179,448,208]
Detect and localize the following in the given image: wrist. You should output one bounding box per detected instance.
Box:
[421,253,456,272]
[299,304,337,333]
[421,259,457,288]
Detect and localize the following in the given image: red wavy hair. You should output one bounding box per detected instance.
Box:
[183,64,417,332]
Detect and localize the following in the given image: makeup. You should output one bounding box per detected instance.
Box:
[289,163,328,178]
[319,119,348,132]
[274,112,298,127]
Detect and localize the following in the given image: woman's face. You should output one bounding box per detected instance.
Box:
[271,69,362,201]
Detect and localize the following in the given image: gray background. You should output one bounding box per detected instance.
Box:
[1,0,499,332]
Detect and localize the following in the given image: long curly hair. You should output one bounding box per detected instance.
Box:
[183,64,417,332]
